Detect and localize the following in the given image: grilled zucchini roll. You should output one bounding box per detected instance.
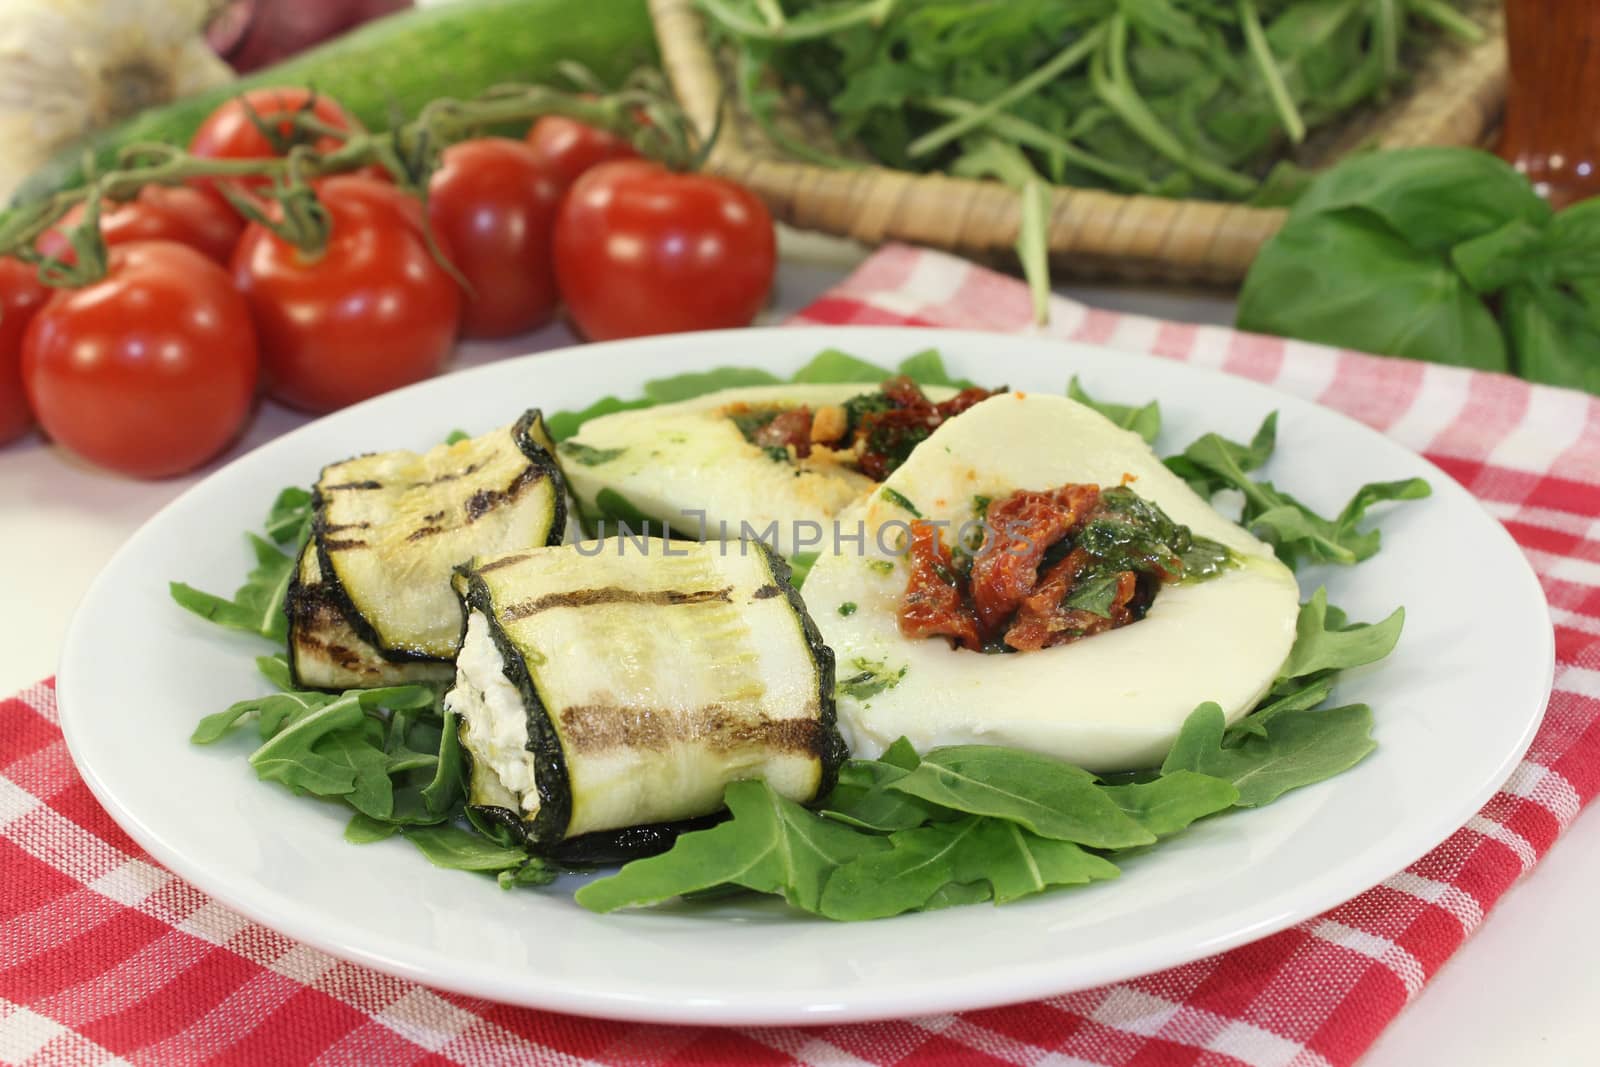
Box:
[446,538,846,857]
[288,411,566,689]
[285,542,455,690]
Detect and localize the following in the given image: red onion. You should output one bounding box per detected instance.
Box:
[208,0,413,73]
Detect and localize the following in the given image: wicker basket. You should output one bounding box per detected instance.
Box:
[650,0,1508,283]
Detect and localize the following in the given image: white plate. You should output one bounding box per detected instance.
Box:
[58,327,1553,1026]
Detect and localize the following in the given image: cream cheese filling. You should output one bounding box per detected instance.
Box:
[445,609,542,816]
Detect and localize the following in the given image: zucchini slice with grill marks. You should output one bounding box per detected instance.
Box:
[290,411,566,688]
[446,538,845,856]
[285,542,455,690]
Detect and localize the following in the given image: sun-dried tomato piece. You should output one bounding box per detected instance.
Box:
[935,386,993,419]
[753,407,814,458]
[898,521,981,650]
[1004,552,1138,652]
[968,485,1100,636]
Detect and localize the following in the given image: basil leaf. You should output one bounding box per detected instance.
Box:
[1238,211,1510,372]
[1287,147,1551,252]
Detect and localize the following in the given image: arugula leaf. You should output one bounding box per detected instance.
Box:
[1168,419,1430,567]
[888,746,1155,849]
[1068,375,1163,444]
[549,347,988,447]
[786,550,818,589]
[643,367,783,404]
[1162,702,1377,807]
[791,348,892,383]
[498,860,561,889]
[1164,412,1277,498]
[822,758,953,832]
[576,779,890,914]
[264,487,314,546]
[821,815,1120,919]
[344,812,399,844]
[169,534,297,643]
[896,349,977,389]
[546,395,654,441]
[1278,588,1405,680]
[558,441,626,466]
[256,654,294,691]
[312,724,395,819]
[221,685,434,809]
[419,711,465,816]
[1100,771,1239,836]
[403,825,532,872]
[1227,674,1336,740]
[879,736,922,770]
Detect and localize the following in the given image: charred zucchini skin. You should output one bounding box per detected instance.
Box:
[300,410,566,671]
[458,569,575,849]
[751,541,849,800]
[458,739,723,864]
[454,538,848,859]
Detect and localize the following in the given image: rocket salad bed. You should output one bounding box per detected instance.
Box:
[172,348,1427,920]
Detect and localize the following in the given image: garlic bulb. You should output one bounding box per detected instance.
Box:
[0,0,233,201]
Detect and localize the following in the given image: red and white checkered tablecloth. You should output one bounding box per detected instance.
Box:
[5,243,1598,1066]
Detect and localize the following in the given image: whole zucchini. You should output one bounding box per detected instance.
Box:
[14,0,655,206]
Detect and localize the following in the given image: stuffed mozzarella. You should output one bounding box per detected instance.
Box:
[447,538,845,858]
[803,392,1301,773]
[557,380,975,556]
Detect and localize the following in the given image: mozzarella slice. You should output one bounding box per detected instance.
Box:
[560,383,953,557]
[803,392,1302,773]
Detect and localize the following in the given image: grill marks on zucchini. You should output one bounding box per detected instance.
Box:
[557,703,832,756]
[447,540,845,854]
[499,584,734,620]
[288,411,566,689]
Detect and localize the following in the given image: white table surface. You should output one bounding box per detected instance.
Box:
[2,228,1593,1066]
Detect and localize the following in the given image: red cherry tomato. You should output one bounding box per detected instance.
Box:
[22,242,259,478]
[427,138,561,338]
[36,185,245,265]
[232,175,461,413]
[553,161,776,342]
[0,259,48,444]
[189,87,367,196]
[525,115,639,193]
